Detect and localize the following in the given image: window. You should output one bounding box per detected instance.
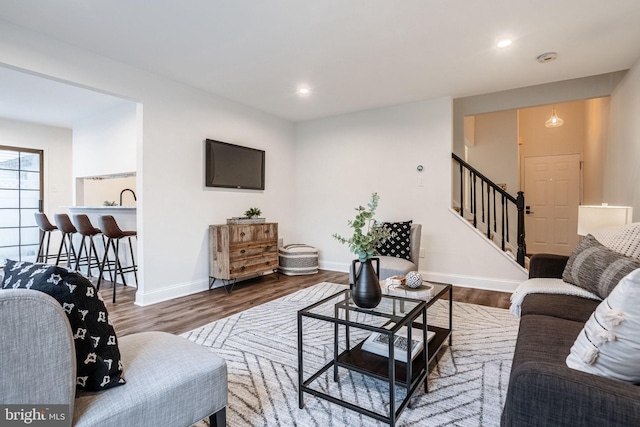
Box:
[0,146,43,267]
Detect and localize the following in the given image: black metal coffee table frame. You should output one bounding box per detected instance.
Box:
[297,284,452,426]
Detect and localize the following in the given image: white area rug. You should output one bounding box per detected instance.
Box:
[184,282,519,426]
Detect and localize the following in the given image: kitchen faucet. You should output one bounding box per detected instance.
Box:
[120,188,137,206]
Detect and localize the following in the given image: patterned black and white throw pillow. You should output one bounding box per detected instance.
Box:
[376,221,413,260]
[2,260,126,391]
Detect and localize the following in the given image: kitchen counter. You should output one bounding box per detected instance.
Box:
[64,206,136,230]
[65,206,136,210]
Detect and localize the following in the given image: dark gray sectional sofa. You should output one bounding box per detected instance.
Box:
[501,254,640,427]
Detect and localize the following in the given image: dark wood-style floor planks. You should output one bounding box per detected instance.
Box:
[100,270,512,337]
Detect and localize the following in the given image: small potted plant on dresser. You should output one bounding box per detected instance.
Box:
[227,207,265,224]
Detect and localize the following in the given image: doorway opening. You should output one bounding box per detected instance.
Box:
[461,97,609,257]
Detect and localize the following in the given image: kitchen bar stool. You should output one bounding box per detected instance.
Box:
[72,214,112,280]
[97,215,138,303]
[54,213,78,268]
[34,212,60,264]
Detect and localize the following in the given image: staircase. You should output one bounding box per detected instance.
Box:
[452,153,527,268]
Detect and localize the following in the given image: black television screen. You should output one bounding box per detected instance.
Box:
[205,139,265,190]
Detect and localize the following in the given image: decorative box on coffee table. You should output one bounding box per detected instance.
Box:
[209,222,278,292]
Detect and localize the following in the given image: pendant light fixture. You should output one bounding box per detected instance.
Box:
[545,105,564,128]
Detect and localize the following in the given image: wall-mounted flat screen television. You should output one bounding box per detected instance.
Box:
[205,139,265,190]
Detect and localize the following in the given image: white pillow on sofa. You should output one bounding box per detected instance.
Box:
[566,268,640,383]
[591,222,640,259]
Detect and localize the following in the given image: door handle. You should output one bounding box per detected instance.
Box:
[525,206,534,215]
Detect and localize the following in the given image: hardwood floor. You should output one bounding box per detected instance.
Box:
[99,270,512,337]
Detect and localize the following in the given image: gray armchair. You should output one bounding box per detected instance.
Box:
[350,223,422,284]
[0,288,227,427]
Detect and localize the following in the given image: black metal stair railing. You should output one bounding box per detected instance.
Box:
[452,153,526,267]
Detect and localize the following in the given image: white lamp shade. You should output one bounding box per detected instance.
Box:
[577,205,633,236]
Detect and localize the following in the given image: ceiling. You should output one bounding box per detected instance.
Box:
[1,0,640,125]
[0,66,131,128]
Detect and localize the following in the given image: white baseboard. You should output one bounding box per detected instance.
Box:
[319,261,349,272]
[319,261,519,293]
[421,271,519,293]
[134,278,209,306]
[134,271,280,306]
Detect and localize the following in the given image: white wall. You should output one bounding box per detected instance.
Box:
[0,22,296,305]
[583,97,609,205]
[294,99,527,292]
[467,110,518,193]
[0,117,72,216]
[518,102,586,158]
[73,102,138,206]
[606,57,640,220]
[73,102,138,178]
[465,110,519,248]
[80,176,137,207]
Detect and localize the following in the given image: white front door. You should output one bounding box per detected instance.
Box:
[524,154,581,256]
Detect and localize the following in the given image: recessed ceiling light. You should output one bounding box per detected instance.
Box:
[497,39,513,48]
[297,86,311,96]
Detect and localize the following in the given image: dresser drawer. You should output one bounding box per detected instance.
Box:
[229,239,278,259]
[228,225,255,243]
[229,253,278,277]
[253,223,277,241]
[227,223,278,243]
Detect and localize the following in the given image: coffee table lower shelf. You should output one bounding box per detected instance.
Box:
[337,324,451,386]
[299,324,451,425]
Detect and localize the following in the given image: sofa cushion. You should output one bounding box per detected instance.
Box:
[562,234,640,299]
[378,256,417,281]
[528,253,570,279]
[513,314,585,367]
[376,220,412,260]
[520,293,600,323]
[510,277,600,318]
[504,312,640,427]
[2,260,125,391]
[566,268,640,383]
[74,332,227,427]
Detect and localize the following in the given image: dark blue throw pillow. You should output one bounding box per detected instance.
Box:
[376,221,413,260]
[2,260,125,391]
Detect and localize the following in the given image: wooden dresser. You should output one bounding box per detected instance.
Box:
[209,222,278,287]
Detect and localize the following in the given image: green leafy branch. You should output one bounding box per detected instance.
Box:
[332,192,393,262]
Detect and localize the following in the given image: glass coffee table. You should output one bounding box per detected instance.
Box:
[297,283,452,426]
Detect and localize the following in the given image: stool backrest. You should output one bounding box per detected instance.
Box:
[72,214,100,236]
[54,213,77,234]
[34,212,57,232]
[98,215,125,239]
